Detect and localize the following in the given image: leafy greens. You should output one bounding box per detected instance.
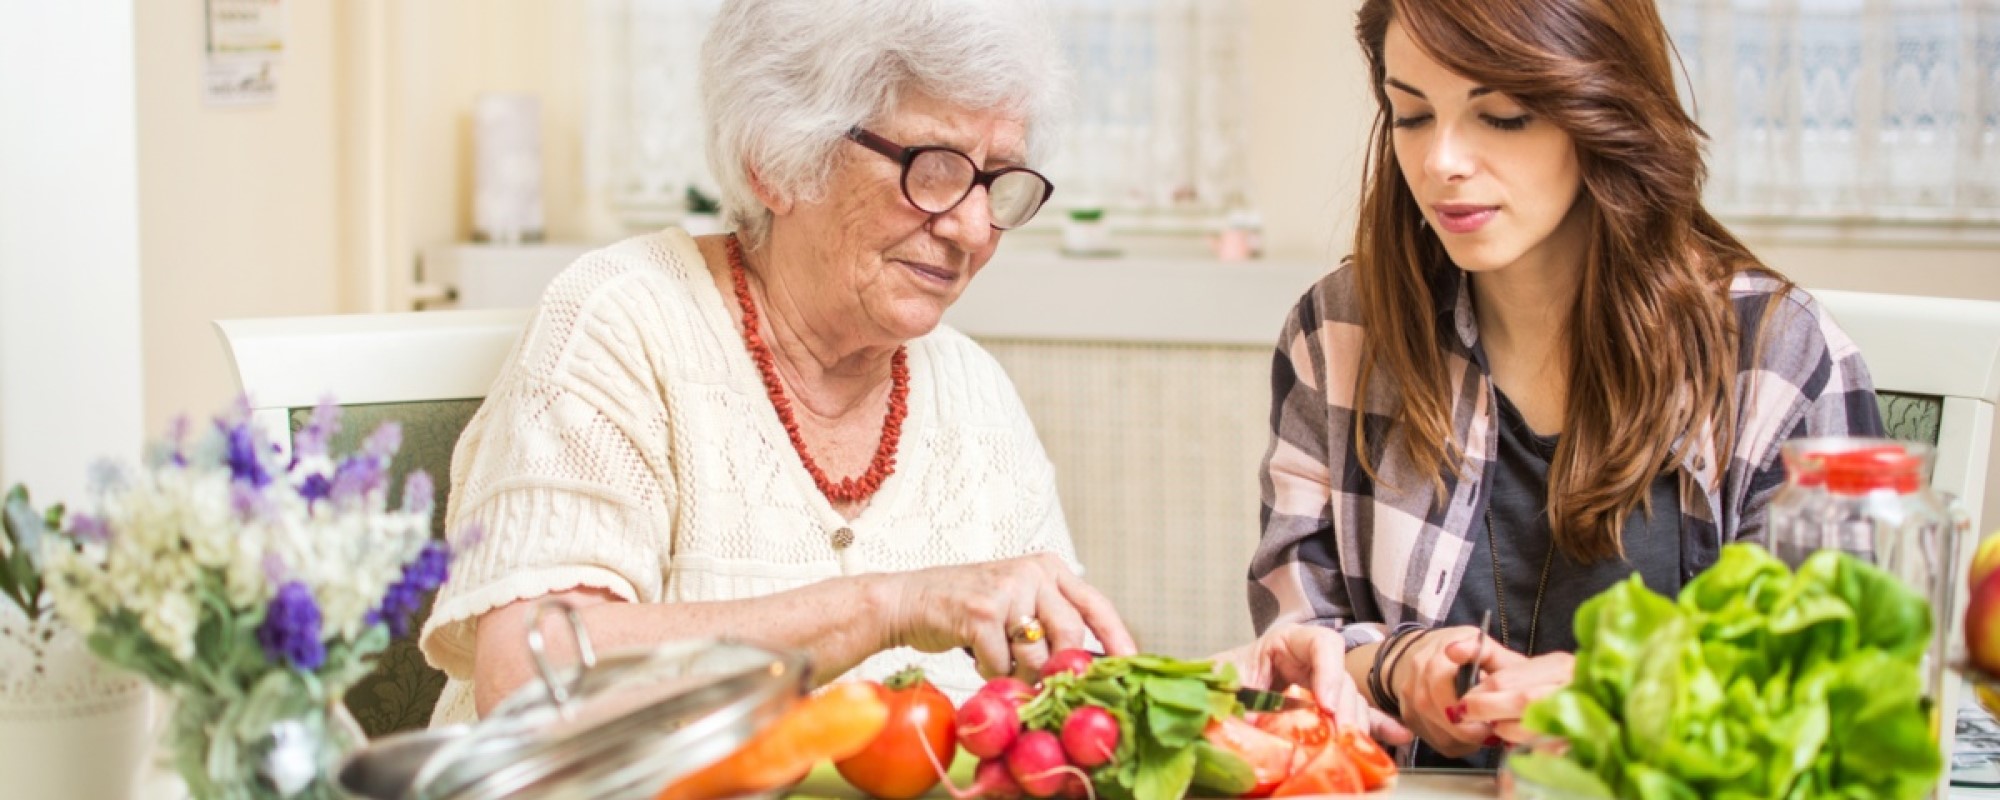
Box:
[1510,544,1939,800]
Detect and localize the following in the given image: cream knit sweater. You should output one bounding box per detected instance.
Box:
[419,229,1079,724]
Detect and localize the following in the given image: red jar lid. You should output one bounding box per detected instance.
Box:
[1820,446,1922,494]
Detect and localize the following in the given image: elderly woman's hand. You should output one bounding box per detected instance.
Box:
[881,553,1136,682]
[1456,647,1574,746]
[1210,623,1412,746]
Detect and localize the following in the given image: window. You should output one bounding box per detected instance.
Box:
[1662,0,2000,221]
[582,0,1252,232]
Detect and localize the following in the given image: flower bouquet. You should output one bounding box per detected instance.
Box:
[40,399,452,799]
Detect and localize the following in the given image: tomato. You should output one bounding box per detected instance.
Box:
[836,668,958,799]
[1270,743,1364,797]
[1336,727,1396,791]
[1250,688,1330,751]
[659,681,888,800]
[1203,716,1296,798]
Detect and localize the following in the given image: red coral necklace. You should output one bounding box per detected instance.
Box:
[726,235,908,505]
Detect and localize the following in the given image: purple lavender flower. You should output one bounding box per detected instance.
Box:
[222,420,272,489]
[257,581,326,671]
[166,414,191,467]
[297,472,332,505]
[402,471,435,515]
[368,541,452,638]
[67,512,111,544]
[362,422,403,461]
[290,397,341,465]
[230,480,276,522]
[327,455,384,506]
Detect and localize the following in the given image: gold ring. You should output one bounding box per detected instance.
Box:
[1008,615,1045,645]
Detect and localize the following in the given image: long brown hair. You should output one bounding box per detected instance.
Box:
[1351,0,1777,562]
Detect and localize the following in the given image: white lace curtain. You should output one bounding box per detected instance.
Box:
[582,0,1252,231]
[1661,0,2000,219]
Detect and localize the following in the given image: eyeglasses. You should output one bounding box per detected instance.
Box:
[846,127,1054,230]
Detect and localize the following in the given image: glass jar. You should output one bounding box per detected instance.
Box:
[1770,437,1970,696]
[1768,443,1833,568]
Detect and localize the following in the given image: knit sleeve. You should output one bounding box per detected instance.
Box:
[420,252,685,680]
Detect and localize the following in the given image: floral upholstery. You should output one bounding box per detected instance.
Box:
[291,398,483,738]
[1877,390,1944,483]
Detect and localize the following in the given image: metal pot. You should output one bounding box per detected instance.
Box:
[339,601,809,800]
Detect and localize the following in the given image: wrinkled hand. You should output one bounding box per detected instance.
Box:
[1456,646,1574,745]
[1389,626,1511,758]
[1211,623,1412,746]
[882,553,1136,682]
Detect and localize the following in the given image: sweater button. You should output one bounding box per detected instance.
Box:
[831,527,855,550]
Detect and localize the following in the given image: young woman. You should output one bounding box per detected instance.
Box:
[1246,0,1884,764]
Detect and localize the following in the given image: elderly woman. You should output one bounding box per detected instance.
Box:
[417,0,1137,723]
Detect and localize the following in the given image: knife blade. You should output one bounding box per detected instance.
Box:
[1236,686,1314,713]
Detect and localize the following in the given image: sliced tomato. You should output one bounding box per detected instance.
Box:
[1203,716,1296,798]
[1336,727,1397,791]
[1271,742,1364,797]
[1250,688,1331,751]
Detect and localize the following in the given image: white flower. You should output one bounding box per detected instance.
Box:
[143,591,200,661]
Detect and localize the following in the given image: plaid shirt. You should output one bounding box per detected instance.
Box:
[1248,264,1883,648]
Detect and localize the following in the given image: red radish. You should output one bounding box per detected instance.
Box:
[1039,648,1095,679]
[957,691,1022,759]
[1059,706,1119,768]
[979,676,1036,704]
[971,758,1024,800]
[1006,730,1073,798]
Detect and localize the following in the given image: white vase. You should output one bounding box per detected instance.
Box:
[0,604,153,800]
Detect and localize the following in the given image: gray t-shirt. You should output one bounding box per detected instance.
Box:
[1419,389,1682,767]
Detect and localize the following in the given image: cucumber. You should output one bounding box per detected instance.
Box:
[1189,740,1258,796]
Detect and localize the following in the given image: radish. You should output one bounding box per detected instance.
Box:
[1006,730,1074,798]
[1039,648,1095,679]
[979,676,1036,704]
[971,758,1024,800]
[1059,706,1119,768]
[957,690,1022,758]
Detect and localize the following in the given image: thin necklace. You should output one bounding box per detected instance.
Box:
[1486,503,1556,655]
[726,235,908,505]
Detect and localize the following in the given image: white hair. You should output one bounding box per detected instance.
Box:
[700,0,1070,248]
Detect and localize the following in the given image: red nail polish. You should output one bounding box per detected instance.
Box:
[1445,704,1465,724]
[1484,736,1505,748]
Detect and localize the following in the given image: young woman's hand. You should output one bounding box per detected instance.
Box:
[1389,626,1516,757]
[1455,647,1575,744]
[880,553,1136,681]
[1211,623,1412,745]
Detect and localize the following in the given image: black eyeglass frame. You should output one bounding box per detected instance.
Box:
[845,126,1055,230]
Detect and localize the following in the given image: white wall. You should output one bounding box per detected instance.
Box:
[136,0,345,434]
[0,3,145,506]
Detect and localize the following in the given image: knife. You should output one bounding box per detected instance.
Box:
[1455,609,1493,698]
[1235,686,1315,713]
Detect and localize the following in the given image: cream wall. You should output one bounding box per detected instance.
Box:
[0,2,146,509]
[135,0,345,433]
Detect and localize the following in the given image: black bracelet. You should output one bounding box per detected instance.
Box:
[1380,627,1438,719]
[1366,623,1426,717]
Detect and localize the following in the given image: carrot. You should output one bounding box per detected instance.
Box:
[657,681,890,800]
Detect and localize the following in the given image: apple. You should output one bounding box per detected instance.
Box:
[1971,534,2000,590]
[1965,567,2000,674]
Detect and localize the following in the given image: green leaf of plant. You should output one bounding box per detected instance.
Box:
[1131,735,1196,800]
